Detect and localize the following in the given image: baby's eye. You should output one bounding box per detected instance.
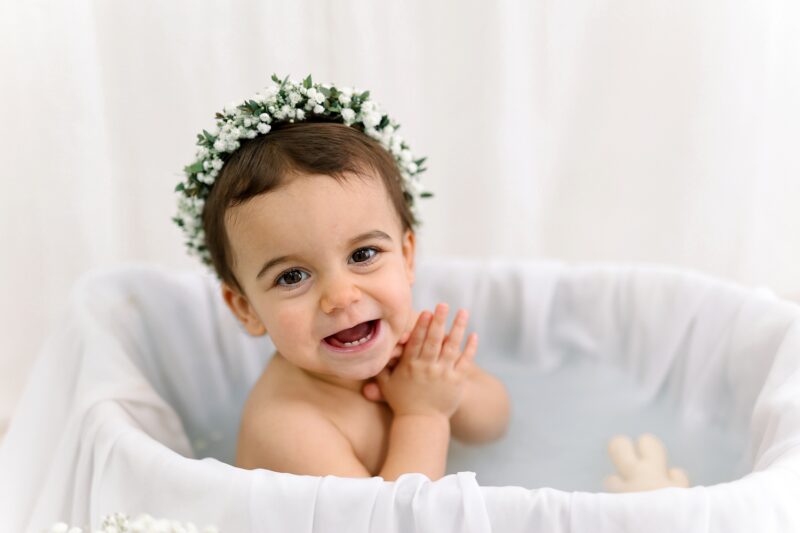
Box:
[275,269,309,287]
[350,247,379,264]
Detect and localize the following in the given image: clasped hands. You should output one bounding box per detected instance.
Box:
[361,303,478,418]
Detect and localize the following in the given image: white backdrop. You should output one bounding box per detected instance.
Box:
[1,0,799,436]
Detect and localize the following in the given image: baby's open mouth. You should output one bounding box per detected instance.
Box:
[324,319,378,348]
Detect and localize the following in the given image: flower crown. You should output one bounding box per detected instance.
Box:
[173,74,431,269]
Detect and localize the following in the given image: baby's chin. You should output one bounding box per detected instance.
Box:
[332,349,394,382]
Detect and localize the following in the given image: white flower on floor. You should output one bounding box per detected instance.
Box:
[45,513,219,533]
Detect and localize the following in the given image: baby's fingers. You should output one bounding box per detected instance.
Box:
[419,303,449,361]
[440,309,469,366]
[454,332,479,372]
[402,311,432,360]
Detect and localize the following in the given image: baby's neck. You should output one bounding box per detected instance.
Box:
[275,352,369,397]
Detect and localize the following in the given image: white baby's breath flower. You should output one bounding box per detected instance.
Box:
[257,123,271,134]
[223,101,242,116]
[390,135,404,155]
[338,93,352,106]
[362,111,381,128]
[288,91,302,105]
[307,88,325,104]
[360,100,378,113]
[341,108,356,124]
[296,109,305,120]
[313,104,324,114]
[259,113,271,123]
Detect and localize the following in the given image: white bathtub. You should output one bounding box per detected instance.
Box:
[1,259,799,532]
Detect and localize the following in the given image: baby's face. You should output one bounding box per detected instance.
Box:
[222,171,416,384]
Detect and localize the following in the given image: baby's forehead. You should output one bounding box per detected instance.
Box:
[227,173,402,247]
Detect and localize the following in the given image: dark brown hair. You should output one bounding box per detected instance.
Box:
[202,121,417,294]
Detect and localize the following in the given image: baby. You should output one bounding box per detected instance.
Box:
[175,77,510,480]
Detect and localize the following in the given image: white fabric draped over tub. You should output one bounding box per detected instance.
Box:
[1,259,799,532]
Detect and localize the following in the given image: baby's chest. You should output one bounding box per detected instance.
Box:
[327,402,392,476]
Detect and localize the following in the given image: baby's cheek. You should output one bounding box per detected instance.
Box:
[273,309,307,346]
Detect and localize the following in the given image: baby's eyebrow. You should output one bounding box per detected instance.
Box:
[347,229,392,247]
[256,254,296,281]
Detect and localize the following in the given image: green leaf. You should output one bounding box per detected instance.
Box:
[359,90,370,100]
[281,74,289,88]
[420,192,433,198]
[172,216,184,227]
[319,86,331,97]
[271,73,281,84]
[379,115,390,128]
[414,157,427,166]
[202,130,216,143]
[214,112,225,120]
[184,161,204,174]
[303,75,312,89]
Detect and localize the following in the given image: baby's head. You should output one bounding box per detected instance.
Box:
[203,121,419,382]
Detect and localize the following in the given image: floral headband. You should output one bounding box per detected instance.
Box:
[173,74,431,268]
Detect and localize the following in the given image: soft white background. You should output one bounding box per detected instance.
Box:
[1,0,798,437]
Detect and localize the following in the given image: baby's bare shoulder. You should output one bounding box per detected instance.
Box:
[236,395,371,477]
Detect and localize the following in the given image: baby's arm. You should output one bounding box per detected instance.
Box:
[449,362,510,444]
[377,303,477,480]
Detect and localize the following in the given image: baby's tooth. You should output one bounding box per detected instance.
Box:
[339,328,374,347]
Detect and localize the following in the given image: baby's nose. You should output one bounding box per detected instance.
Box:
[320,277,361,314]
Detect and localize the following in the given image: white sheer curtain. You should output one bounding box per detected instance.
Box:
[2,0,798,434]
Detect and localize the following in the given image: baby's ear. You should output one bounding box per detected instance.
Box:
[221,282,267,336]
[401,229,416,284]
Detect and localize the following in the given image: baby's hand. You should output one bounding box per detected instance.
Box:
[603,433,690,492]
[374,303,478,419]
